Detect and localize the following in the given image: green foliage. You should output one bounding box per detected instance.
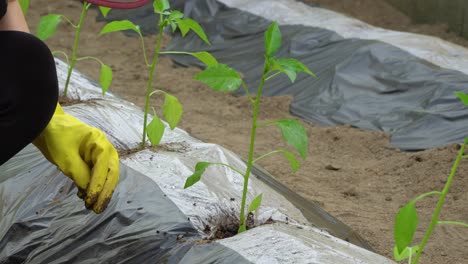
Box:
[39,3,113,96]
[282,150,301,172]
[455,91,468,107]
[169,10,184,20]
[37,14,62,41]
[393,93,468,263]
[147,114,165,146]
[100,64,113,95]
[175,18,211,45]
[99,6,111,18]
[19,0,30,16]
[185,21,315,234]
[270,58,316,82]
[275,120,308,159]
[163,94,183,130]
[394,246,419,262]
[184,162,211,188]
[264,22,281,57]
[153,0,170,14]
[394,202,418,254]
[101,0,212,147]
[100,20,142,35]
[190,52,218,67]
[248,194,263,213]
[194,64,243,92]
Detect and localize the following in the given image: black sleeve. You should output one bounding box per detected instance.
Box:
[0,0,7,20]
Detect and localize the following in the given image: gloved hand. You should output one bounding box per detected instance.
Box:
[33,103,119,213]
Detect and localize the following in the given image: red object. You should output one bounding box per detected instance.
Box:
[85,0,151,9]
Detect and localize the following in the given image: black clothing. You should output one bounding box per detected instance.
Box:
[0,31,58,164]
[0,0,6,20]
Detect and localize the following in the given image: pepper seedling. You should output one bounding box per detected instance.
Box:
[393,91,468,264]
[18,0,30,16]
[184,22,315,233]
[100,0,214,147]
[37,2,113,96]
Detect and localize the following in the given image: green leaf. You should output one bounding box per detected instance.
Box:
[153,0,170,14]
[275,120,308,159]
[176,18,211,45]
[190,51,218,67]
[163,94,183,130]
[264,22,281,57]
[282,151,301,172]
[184,162,211,188]
[99,6,112,18]
[270,58,316,82]
[169,10,184,20]
[19,0,30,16]
[394,202,419,254]
[393,245,419,261]
[100,64,113,95]
[100,20,141,35]
[147,114,165,146]
[169,21,177,32]
[37,14,62,41]
[455,91,468,107]
[194,64,242,92]
[248,194,263,213]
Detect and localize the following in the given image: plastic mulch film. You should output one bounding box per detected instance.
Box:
[0,60,394,263]
[99,0,468,150]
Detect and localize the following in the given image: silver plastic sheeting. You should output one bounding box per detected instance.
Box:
[0,60,394,263]
[219,0,468,76]
[181,223,395,264]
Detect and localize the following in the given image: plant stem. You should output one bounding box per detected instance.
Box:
[437,221,468,228]
[63,3,88,97]
[52,51,69,65]
[412,136,468,263]
[265,71,281,81]
[238,62,268,232]
[137,32,150,67]
[206,162,246,177]
[411,191,442,204]
[76,56,104,65]
[253,149,285,163]
[242,81,255,104]
[142,19,164,147]
[62,15,78,28]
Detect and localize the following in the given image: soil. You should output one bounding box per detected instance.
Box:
[28,1,468,263]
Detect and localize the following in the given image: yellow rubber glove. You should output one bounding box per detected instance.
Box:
[33,103,119,213]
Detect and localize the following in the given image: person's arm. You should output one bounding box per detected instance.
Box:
[0,0,29,32]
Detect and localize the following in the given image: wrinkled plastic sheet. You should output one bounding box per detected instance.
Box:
[100,0,468,150]
[0,61,393,263]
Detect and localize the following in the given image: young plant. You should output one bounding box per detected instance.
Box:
[18,0,30,16]
[100,0,212,147]
[37,2,113,96]
[184,22,315,233]
[393,91,468,264]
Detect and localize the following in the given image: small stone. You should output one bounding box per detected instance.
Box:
[325,164,341,171]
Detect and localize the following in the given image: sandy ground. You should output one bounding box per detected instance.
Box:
[27,1,468,263]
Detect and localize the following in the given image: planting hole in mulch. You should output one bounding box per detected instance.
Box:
[196,214,275,244]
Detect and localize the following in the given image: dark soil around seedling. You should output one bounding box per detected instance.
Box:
[58,96,82,106]
[117,141,192,158]
[196,214,275,244]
